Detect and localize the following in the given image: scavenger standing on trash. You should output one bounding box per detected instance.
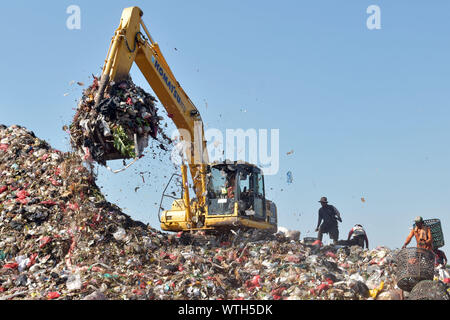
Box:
[315,197,342,244]
[402,216,433,251]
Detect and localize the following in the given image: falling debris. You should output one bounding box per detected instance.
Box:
[287,150,294,155]
[286,171,293,184]
[361,197,366,203]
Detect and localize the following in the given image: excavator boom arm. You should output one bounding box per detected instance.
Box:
[97,7,208,205]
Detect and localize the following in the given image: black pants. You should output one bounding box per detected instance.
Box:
[338,236,365,248]
[317,224,339,243]
[353,235,365,248]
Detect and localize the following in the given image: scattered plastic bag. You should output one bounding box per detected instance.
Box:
[66,273,82,291]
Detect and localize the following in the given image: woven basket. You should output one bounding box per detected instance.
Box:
[424,219,444,249]
[395,247,435,292]
[408,280,450,300]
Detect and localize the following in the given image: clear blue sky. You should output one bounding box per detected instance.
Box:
[1,0,449,250]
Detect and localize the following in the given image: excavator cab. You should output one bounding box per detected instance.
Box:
[207,163,266,220]
[159,161,277,233]
[162,161,277,232]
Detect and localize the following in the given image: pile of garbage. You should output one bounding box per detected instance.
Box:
[69,77,170,165]
[0,124,449,300]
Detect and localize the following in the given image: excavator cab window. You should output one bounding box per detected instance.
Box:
[235,166,266,220]
[251,167,266,220]
[207,166,236,215]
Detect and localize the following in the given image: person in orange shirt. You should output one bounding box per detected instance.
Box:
[402,216,433,251]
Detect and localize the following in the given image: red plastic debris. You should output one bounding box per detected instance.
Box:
[16,198,29,205]
[444,278,450,284]
[49,177,62,186]
[39,236,52,248]
[271,287,286,298]
[0,144,8,151]
[91,266,102,272]
[47,292,60,300]
[83,147,91,161]
[132,289,144,295]
[67,202,79,211]
[168,254,177,261]
[326,251,337,259]
[248,275,261,288]
[40,200,57,206]
[3,263,18,269]
[91,213,103,225]
[126,97,133,105]
[27,253,38,268]
[16,189,29,199]
[287,255,300,263]
[316,283,329,294]
[0,186,7,194]
[312,239,323,247]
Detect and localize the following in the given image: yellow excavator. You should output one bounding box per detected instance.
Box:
[95,6,277,234]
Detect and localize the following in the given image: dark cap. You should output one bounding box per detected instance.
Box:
[319,197,328,203]
[414,216,424,224]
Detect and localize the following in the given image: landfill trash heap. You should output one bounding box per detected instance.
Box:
[69,77,168,165]
[0,125,449,300]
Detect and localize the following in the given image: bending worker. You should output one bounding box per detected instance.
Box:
[347,224,369,249]
[434,248,447,268]
[402,216,433,251]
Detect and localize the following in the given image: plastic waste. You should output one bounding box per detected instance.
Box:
[113,227,127,241]
[286,171,293,184]
[66,273,82,291]
[0,124,446,300]
[369,281,384,298]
